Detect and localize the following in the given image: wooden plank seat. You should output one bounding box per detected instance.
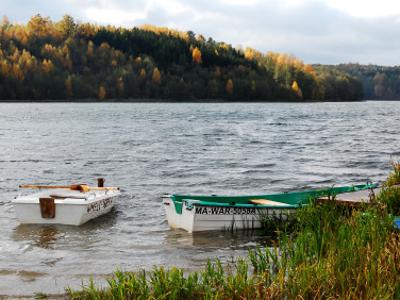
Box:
[49,193,89,199]
[316,197,367,207]
[316,188,379,207]
[250,199,292,206]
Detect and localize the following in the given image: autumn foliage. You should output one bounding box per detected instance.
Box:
[325,63,400,100]
[152,67,161,84]
[291,81,303,99]
[0,14,363,101]
[192,47,202,64]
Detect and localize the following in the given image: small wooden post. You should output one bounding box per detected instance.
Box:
[39,198,55,218]
[97,178,105,187]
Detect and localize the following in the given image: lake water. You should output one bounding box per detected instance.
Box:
[0,101,399,297]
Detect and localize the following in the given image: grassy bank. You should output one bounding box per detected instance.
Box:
[67,166,400,299]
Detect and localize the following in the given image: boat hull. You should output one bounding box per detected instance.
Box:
[163,183,377,232]
[163,198,296,233]
[13,189,120,226]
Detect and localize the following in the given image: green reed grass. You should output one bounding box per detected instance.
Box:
[67,170,400,300]
[67,203,400,299]
[385,161,400,187]
[378,161,400,215]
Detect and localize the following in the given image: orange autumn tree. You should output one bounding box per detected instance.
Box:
[192,47,202,64]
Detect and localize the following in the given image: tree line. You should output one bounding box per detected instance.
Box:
[0,15,363,101]
[322,64,400,100]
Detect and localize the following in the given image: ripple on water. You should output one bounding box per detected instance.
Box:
[0,101,399,296]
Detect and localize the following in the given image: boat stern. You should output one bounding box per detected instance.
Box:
[12,197,89,225]
[162,195,195,233]
[12,189,120,226]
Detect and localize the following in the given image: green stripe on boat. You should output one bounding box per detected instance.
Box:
[170,183,377,214]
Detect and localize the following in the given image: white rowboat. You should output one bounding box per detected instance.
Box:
[163,183,378,233]
[12,181,120,226]
[163,196,295,233]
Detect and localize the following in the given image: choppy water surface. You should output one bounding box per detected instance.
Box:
[0,101,399,296]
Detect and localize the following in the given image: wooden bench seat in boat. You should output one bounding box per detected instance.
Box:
[250,199,292,206]
[49,193,90,200]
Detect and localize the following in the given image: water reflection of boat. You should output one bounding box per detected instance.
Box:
[164,229,273,249]
[12,209,119,249]
[163,183,377,233]
[14,225,60,249]
[12,179,120,225]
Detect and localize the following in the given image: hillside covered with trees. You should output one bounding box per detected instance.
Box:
[0,15,364,101]
[328,64,400,100]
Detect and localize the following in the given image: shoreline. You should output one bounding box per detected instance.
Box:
[0,293,66,300]
[0,99,370,103]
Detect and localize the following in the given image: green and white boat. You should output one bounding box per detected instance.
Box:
[163,183,377,232]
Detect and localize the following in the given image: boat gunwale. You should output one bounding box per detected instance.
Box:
[12,190,121,205]
[167,183,378,215]
[181,199,298,209]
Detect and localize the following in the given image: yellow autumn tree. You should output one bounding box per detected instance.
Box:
[98,85,106,100]
[192,47,202,64]
[292,81,303,99]
[0,61,9,77]
[20,50,36,72]
[244,48,261,61]
[12,64,24,81]
[27,14,51,38]
[41,59,54,74]
[42,43,56,55]
[225,79,234,95]
[152,67,161,84]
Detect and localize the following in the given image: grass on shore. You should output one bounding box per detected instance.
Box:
[66,167,400,300]
[378,161,400,216]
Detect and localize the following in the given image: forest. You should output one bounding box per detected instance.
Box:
[328,64,400,100]
[0,15,365,101]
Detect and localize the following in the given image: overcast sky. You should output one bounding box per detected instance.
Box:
[1,0,399,65]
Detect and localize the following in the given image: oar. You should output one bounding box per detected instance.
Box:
[79,186,120,192]
[19,184,119,193]
[20,184,83,190]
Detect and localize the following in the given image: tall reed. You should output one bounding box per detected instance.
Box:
[378,161,400,215]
